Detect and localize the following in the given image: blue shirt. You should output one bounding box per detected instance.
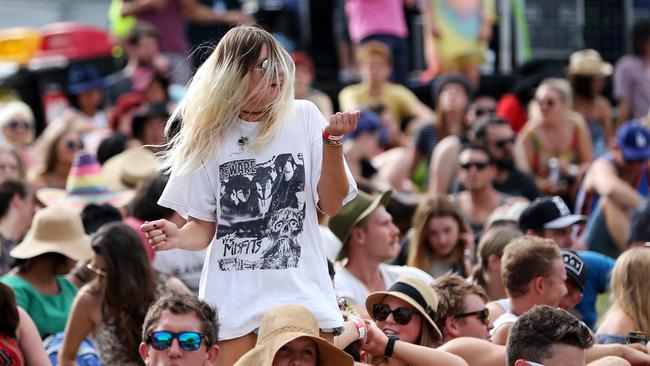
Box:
[575,251,615,329]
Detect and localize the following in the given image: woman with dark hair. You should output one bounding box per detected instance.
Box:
[0,283,50,365]
[567,49,613,158]
[58,222,188,366]
[0,207,92,338]
[406,195,474,278]
[0,180,34,275]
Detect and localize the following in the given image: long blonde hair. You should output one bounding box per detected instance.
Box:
[609,248,650,335]
[161,25,295,174]
[529,78,581,123]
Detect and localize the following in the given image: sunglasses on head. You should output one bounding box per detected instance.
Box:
[372,303,417,325]
[494,137,515,149]
[460,161,489,170]
[8,120,30,130]
[147,331,206,351]
[454,308,490,326]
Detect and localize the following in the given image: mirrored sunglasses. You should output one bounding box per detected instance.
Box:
[147,331,206,352]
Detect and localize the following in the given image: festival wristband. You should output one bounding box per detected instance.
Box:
[349,316,366,340]
[323,131,344,146]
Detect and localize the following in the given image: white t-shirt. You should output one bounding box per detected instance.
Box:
[159,100,358,339]
[319,226,342,262]
[334,263,434,307]
[152,248,207,294]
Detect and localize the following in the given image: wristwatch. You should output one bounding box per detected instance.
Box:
[384,335,399,358]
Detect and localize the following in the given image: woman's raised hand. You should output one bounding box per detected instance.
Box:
[140,219,181,251]
[326,110,360,136]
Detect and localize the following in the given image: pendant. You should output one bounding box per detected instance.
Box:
[238,137,248,152]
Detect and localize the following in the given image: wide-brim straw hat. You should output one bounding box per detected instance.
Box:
[234,304,354,366]
[37,149,134,211]
[10,206,92,261]
[102,147,160,190]
[566,49,612,77]
[328,190,392,260]
[366,275,443,341]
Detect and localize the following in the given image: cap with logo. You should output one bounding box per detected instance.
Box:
[561,249,588,291]
[616,120,650,162]
[518,196,586,232]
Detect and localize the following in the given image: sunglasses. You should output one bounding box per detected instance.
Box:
[8,120,30,130]
[454,308,490,326]
[86,262,106,277]
[475,107,496,117]
[536,98,559,108]
[372,303,416,325]
[460,161,489,170]
[65,140,81,151]
[255,58,271,75]
[494,137,515,149]
[147,331,206,351]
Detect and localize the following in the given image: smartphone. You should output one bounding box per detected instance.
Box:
[627,331,648,346]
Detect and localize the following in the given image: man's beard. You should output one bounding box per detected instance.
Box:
[494,157,514,170]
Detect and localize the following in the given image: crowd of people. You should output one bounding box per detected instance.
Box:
[2,1,650,365]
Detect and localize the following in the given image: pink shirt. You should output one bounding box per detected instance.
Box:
[345,0,408,44]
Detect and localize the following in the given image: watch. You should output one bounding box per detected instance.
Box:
[384,335,399,358]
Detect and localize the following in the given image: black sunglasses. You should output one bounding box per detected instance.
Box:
[475,107,496,117]
[454,308,490,326]
[8,120,30,130]
[372,303,417,325]
[460,161,489,170]
[494,137,515,149]
[147,331,206,351]
[536,98,558,108]
[65,140,81,151]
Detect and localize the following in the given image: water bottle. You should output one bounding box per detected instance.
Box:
[548,157,560,185]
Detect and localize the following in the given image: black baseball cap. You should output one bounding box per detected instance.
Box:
[518,196,586,232]
[561,249,588,291]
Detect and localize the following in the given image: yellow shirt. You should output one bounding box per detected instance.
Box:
[338,82,420,125]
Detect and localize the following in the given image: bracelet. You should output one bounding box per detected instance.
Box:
[323,130,344,146]
[349,316,366,340]
[384,335,399,358]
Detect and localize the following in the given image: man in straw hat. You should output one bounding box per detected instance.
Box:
[140,291,221,366]
[234,304,354,366]
[0,206,93,337]
[328,190,432,315]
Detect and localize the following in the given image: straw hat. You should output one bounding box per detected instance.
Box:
[366,275,443,341]
[102,147,159,190]
[328,190,391,259]
[10,206,92,261]
[566,49,612,77]
[234,304,354,366]
[36,149,135,211]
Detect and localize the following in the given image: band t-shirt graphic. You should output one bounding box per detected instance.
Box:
[217,152,306,270]
[158,100,357,339]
